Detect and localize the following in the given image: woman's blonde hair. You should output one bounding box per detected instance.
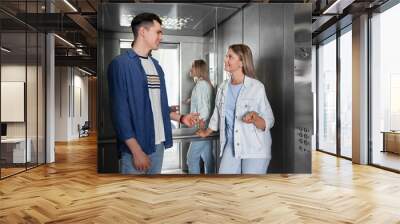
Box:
[229,44,255,78]
[192,59,213,87]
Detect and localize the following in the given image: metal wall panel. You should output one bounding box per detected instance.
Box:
[243,4,259,69]
[97,3,123,172]
[293,4,313,173]
[217,8,243,83]
[218,3,312,173]
[259,4,287,172]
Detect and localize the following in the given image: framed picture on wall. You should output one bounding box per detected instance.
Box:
[1,81,25,122]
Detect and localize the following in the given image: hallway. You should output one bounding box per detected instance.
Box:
[1,136,400,223]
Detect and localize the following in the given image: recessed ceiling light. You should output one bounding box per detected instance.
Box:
[1,47,11,53]
[78,67,92,76]
[54,34,75,48]
[160,16,192,30]
[63,0,78,12]
[322,0,354,15]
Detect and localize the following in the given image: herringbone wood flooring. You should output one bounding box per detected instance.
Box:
[1,135,400,223]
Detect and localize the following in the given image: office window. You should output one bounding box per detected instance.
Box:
[339,28,352,158]
[371,2,400,171]
[318,36,337,155]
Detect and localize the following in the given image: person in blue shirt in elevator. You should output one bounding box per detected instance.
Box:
[197,44,275,174]
[107,13,199,174]
[186,59,215,174]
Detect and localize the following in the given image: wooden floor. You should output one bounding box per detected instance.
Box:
[1,136,400,223]
[0,167,26,178]
[372,151,400,171]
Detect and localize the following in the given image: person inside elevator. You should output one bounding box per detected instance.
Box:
[108,12,199,174]
[186,59,215,174]
[197,44,275,174]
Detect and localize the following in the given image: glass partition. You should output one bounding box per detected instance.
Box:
[27,29,38,169]
[339,27,352,158]
[0,1,46,179]
[1,6,28,177]
[317,36,337,155]
[371,3,400,171]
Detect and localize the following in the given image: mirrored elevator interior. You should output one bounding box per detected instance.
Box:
[97,2,312,174]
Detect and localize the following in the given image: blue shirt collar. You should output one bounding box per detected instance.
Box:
[127,48,152,59]
[127,48,159,65]
[127,48,139,59]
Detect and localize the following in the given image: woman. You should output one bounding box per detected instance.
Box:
[187,59,215,174]
[197,44,274,174]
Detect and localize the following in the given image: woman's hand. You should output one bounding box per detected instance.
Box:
[242,111,266,130]
[196,128,212,138]
[242,111,258,124]
[198,119,206,130]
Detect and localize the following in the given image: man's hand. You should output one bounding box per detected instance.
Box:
[132,149,151,171]
[181,112,200,127]
[170,105,180,113]
[242,111,258,124]
[125,138,151,171]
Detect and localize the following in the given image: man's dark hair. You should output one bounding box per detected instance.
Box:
[131,13,162,39]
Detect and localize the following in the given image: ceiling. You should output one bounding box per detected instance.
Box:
[0,0,392,75]
[99,3,242,36]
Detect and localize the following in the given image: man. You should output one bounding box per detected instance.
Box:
[108,13,198,174]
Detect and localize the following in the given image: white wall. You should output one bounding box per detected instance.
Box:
[1,65,25,131]
[1,65,42,138]
[72,72,89,138]
[55,66,89,141]
[1,63,46,163]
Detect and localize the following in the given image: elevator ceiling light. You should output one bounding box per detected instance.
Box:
[63,0,78,12]
[54,34,75,48]
[322,0,354,15]
[120,14,134,27]
[1,47,11,53]
[120,14,192,30]
[160,16,192,30]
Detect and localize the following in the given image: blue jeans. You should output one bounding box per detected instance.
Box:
[120,144,164,174]
[187,141,215,174]
[218,142,270,174]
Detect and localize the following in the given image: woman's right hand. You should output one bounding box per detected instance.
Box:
[196,128,212,138]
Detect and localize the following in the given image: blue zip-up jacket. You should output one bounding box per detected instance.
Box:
[107,49,173,155]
